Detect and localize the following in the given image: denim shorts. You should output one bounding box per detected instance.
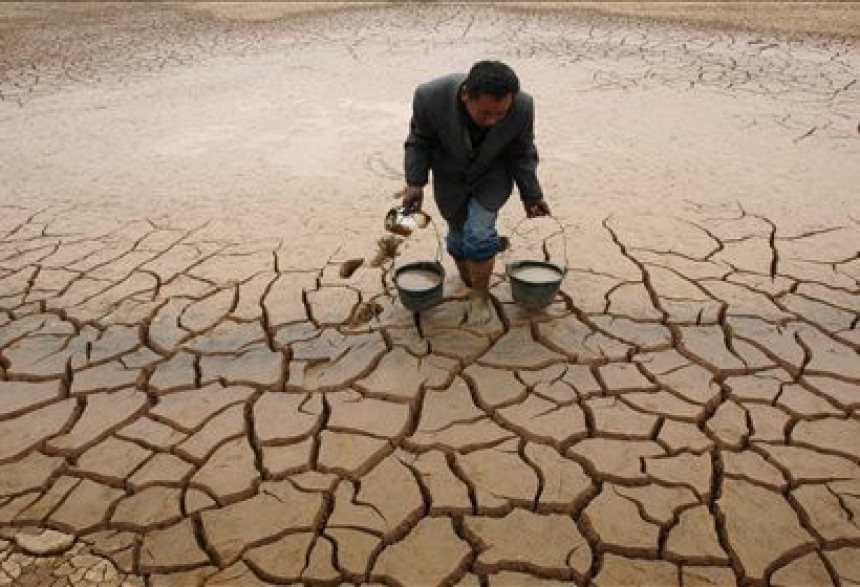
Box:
[445,198,501,262]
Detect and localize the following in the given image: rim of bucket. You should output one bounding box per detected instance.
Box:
[394,261,446,289]
[506,259,567,283]
[394,260,445,275]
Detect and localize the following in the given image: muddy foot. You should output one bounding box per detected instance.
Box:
[467,293,495,326]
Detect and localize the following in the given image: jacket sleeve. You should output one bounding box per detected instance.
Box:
[507,99,544,201]
[404,88,433,187]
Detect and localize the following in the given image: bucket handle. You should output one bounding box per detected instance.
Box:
[509,214,569,270]
[426,214,444,264]
[393,212,445,270]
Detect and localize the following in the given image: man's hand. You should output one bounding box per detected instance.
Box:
[403,185,424,213]
[523,198,551,218]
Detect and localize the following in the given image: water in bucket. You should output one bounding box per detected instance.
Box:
[509,264,563,283]
[395,267,443,291]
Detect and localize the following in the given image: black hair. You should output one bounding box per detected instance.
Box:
[463,60,520,100]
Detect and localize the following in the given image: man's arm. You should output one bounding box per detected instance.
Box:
[403,89,433,211]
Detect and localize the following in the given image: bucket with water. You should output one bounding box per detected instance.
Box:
[505,215,569,310]
[386,207,446,312]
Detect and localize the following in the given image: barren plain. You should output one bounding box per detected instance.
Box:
[0,2,858,586]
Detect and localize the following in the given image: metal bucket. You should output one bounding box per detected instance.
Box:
[394,261,445,312]
[387,209,446,312]
[505,215,569,310]
[506,260,566,309]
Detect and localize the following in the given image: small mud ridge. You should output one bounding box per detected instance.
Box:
[0,200,857,586]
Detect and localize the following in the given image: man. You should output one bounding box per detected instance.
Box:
[402,60,550,323]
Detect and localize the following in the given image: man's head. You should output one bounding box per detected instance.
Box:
[460,60,520,129]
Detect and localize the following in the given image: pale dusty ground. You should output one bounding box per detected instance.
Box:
[536,2,860,38]
[0,2,859,586]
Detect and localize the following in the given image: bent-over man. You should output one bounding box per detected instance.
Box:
[402,60,550,323]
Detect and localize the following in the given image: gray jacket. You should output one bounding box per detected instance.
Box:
[404,73,543,227]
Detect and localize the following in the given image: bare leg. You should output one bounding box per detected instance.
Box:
[455,259,472,287]
[466,257,495,325]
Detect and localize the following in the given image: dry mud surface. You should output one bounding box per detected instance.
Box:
[0,2,859,586]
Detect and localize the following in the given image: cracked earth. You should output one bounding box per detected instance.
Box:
[0,2,858,586]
